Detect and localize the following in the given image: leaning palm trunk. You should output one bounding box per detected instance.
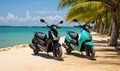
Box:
[109,11,119,46]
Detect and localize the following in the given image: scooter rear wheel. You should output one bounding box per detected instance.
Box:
[53,47,62,60]
[33,49,39,54]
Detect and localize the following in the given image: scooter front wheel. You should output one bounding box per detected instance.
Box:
[85,46,95,58]
[53,47,62,60]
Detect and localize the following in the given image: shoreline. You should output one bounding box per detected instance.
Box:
[0,44,28,52]
[0,37,65,52]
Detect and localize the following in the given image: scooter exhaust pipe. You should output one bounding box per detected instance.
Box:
[62,43,69,49]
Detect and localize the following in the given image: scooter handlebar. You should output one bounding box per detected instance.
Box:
[42,25,62,29]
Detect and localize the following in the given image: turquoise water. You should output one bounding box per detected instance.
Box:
[0,27,81,48]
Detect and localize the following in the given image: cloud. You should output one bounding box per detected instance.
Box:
[46,15,63,21]
[0,10,64,24]
[17,10,36,22]
[26,10,30,17]
[0,17,5,22]
[0,13,17,23]
[17,10,33,22]
[7,13,15,19]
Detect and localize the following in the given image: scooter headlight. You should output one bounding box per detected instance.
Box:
[51,25,57,29]
[86,35,92,40]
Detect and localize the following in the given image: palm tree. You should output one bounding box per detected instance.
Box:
[58,0,120,46]
[104,0,120,46]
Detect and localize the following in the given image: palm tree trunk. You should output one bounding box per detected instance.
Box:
[97,20,100,33]
[117,11,120,38]
[108,19,113,36]
[109,10,119,46]
[103,10,108,34]
[100,23,103,33]
[94,20,97,32]
[99,16,103,34]
[103,23,107,34]
[95,19,100,33]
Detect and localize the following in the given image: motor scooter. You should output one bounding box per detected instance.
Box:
[62,19,95,58]
[29,19,63,59]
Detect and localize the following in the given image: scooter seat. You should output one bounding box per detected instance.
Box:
[67,31,79,39]
[34,32,47,40]
[32,38,46,46]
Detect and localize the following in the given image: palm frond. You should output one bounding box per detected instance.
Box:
[66,1,104,22]
[58,0,88,9]
[58,0,78,9]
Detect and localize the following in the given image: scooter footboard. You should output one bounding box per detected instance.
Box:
[66,34,72,42]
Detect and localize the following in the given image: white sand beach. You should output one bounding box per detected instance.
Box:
[0,32,120,71]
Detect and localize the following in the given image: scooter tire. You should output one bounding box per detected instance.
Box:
[33,49,39,55]
[89,46,95,58]
[53,47,62,60]
[85,46,95,58]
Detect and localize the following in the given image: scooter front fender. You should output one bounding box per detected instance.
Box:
[85,41,94,46]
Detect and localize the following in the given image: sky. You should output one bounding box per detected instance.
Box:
[0,0,79,26]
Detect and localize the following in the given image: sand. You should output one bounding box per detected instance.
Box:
[0,32,120,71]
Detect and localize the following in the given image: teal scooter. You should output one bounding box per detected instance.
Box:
[62,19,95,58]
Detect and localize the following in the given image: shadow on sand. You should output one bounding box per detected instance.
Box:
[32,53,54,59]
[90,32,120,66]
[65,52,96,61]
[93,40,106,44]
[93,40,108,47]
[32,53,64,61]
[93,36,120,57]
[95,46,120,65]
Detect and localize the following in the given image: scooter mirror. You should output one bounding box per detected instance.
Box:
[40,19,49,26]
[40,19,45,23]
[59,20,63,24]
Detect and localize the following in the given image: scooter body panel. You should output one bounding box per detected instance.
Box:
[65,28,94,51]
[85,41,94,46]
[66,34,72,42]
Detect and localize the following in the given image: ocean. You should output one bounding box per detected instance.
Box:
[0,27,81,48]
